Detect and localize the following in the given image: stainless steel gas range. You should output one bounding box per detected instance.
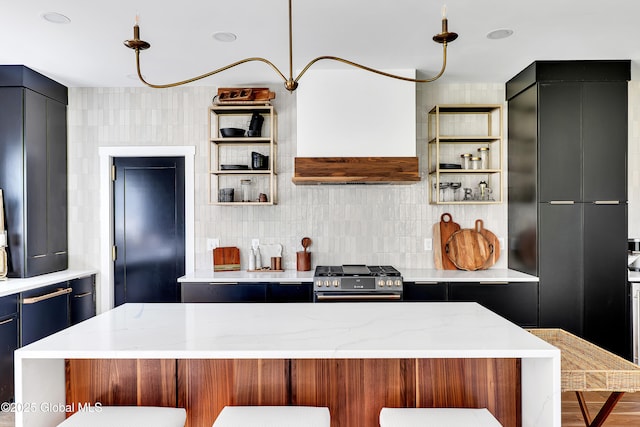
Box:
[313,265,403,302]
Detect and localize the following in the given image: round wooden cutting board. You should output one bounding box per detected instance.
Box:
[445,229,492,271]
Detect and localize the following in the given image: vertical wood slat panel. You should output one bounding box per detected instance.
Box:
[416,358,521,427]
[65,359,176,416]
[291,359,415,427]
[178,359,289,427]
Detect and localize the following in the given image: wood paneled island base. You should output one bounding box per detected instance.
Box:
[66,358,521,427]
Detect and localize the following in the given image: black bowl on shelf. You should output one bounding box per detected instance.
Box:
[439,163,462,169]
[220,128,246,137]
[220,164,249,170]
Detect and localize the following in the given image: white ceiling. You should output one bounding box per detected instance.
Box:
[2,0,639,88]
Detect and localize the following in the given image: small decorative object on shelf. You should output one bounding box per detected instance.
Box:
[427,104,503,204]
[209,103,277,205]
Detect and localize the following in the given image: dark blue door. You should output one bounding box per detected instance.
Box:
[114,157,185,306]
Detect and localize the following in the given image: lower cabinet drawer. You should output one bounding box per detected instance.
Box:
[181,282,267,303]
[448,282,539,327]
[21,283,71,346]
[403,282,447,301]
[267,283,312,302]
[70,276,96,325]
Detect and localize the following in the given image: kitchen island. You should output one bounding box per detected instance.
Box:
[14,302,559,427]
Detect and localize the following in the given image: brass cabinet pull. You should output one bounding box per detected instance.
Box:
[73,292,92,299]
[415,281,439,285]
[23,287,72,304]
[479,281,509,285]
[593,200,620,205]
[0,317,15,326]
[548,201,575,205]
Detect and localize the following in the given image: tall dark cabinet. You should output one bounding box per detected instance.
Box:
[506,60,630,358]
[0,65,68,277]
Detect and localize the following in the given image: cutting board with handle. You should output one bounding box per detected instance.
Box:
[439,213,461,270]
[475,219,500,269]
[213,247,240,271]
[445,229,492,271]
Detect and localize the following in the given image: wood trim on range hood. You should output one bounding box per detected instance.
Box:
[292,157,420,185]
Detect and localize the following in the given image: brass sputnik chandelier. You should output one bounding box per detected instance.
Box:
[124,0,458,92]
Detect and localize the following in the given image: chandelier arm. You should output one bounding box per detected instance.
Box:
[293,42,449,86]
[133,49,289,89]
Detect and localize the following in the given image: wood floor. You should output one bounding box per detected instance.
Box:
[1,391,638,426]
[562,391,640,426]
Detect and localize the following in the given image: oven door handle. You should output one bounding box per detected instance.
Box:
[315,293,402,301]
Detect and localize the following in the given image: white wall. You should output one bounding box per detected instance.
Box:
[66,83,508,274]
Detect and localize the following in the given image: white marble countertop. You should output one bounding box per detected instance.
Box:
[629,270,640,282]
[178,268,539,284]
[0,269,98,298]
[17,302,557,360]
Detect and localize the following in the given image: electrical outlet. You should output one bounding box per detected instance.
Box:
[206,238,220,251]
[424,238,432,251]
[252,238,260,248]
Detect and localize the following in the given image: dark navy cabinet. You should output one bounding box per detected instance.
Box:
[0,65,68,278]
[507,60,630,358]
[403,282,447,301]
[70,276,96,325]
[21,283,70,347]
[181,282,268,303]
[0,294,18,403]
[267,282,312,302]
[403,281,538,327]
[448,282,539,328]
[181,282,314,303]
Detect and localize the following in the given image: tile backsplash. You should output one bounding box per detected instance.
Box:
[66,82,639,273]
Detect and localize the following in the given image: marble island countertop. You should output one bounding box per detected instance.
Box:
[14,303,561,426]
[18,302,556,359]
[178,268,539,283]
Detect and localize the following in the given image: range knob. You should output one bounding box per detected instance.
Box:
[324,280,330,288]
[315,280,322,287]
[378,279,385,287]
[386,279,393,287]
[333,279,340,288]
[395,279,402,287]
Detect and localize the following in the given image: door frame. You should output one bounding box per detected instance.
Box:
[98,146,195,313]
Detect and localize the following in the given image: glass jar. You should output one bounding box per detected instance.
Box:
[240,179,252,202]
[478,147,490,169]
[460,153,472,169]
[470,156,481,170]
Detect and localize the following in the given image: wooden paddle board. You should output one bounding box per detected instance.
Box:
[445,229,491,271]
[475,219,500,269]
[439,213,461,270]
[213,247,241,271]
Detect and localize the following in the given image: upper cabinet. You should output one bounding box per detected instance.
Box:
[427,104,503,204]
[208,103,277,205]
[0,65,68,277]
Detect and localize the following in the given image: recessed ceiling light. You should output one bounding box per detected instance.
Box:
[42,12,71,24]
[213,32,237,42]
[486,28,514,40]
